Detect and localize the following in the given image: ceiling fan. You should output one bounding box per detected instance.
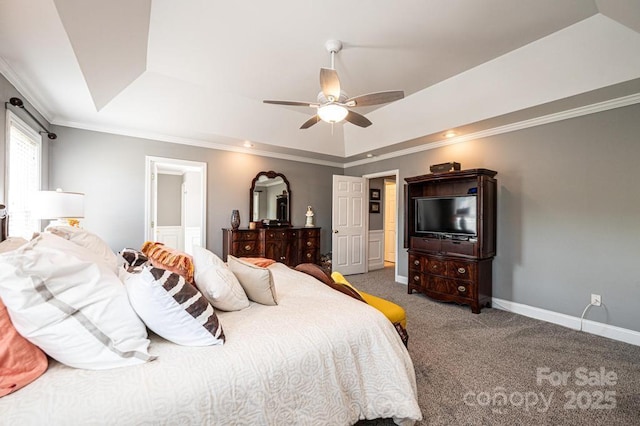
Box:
[263,40,404,129]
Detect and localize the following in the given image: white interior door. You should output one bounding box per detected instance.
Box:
[332,175,366,275]
[149,160,159,241]
[384,179,397,263]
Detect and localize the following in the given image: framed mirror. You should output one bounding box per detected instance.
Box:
[250,171,291,225]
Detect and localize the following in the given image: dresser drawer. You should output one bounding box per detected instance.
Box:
[300,238,319,249]
[300,249,318,263]
[445,259,476,280]
[410,237,440,252]
[265,230,289,241]
[424,257,446,276]
[409,254,423,271]
[232,241,260,256]
[425,276,475,299]
[232,231,260,241]
[299,228,320,239]
[440,240,477,257]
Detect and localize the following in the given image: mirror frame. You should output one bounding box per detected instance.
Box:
[249,170,291,225]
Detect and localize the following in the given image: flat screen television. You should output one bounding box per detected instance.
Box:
[415,195,477,236]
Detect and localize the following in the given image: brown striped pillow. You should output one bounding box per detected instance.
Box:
[123,266,225,346]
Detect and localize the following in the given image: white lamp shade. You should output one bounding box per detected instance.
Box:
[317,104,348,123]
[33,190,85,219]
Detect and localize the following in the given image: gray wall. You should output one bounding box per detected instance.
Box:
[157,174,182,226]
[47,125,341,257]
[346,104,640,332]
[368,177,384,230]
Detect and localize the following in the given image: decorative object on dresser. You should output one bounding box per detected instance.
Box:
[405,168,497,313]
[222,227,321,266]
[429,161,461,173]
[305,206,315,227]
[230,209,241,230]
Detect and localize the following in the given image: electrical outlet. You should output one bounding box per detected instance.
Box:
[591,294,601,306]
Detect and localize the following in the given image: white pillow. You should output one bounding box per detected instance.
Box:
[227,255,278,306]
[192,246,249,311]
[45,226,119,272]
[0,233,154,370]
[0,237,28,253]
[124,266,225,346]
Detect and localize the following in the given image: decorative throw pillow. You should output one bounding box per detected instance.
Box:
[0,300,48,397]
[227,255,278,306]
[119,248,149,271]
[124,266,225,346]
[191,246,249,311]
[0,233,154,370]
[295,263,366,303]
[239,257,276,268]
[141,241,195,284]
[0,237,28,254]
[45,226,119,273]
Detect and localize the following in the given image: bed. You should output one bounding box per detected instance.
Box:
[0,220,422,425]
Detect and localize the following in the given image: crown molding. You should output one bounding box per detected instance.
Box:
[343,92,640,169]
[52,119,346,168]
[0,56,54,123]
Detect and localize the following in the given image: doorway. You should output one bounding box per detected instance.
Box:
[145,156,207,254]
[363,170,400,281]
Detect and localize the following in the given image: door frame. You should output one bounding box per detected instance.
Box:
[144,156,207,250]
[363,169,400,282]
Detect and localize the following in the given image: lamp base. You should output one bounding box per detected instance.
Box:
[47,219,81,228]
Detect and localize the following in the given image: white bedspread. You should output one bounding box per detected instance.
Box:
[0,263,422,425]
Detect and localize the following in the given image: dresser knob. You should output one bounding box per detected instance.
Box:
[414,260,420,266]
[280,256,286,260]
[244,244,251,251]
[306,253,312,258]
[458,267,466,274]
[414,276,420,281]
[307,241,312,246]
[457,286,466,292]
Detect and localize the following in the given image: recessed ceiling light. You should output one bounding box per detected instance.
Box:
[366,153,373,158]
[243,141,253,148]
[444,131,457,138]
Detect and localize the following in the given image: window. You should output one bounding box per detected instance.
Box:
[5,110,41,239]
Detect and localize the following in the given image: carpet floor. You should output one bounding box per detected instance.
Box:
[352,265,640,426]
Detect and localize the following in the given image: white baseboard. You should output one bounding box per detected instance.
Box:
[397,275,408,285]
[492,297,640,347]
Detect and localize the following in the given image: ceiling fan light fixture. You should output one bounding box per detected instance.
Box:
[317,104,348,123]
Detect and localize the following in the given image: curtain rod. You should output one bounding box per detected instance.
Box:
[5,97,57,140]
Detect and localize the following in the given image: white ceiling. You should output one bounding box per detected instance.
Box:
[1,0,640,165]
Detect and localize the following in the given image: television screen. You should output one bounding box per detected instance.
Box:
[415,195,477,236]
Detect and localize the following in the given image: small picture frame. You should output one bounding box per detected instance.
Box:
[370,188,381,200]
[369,201,381,213]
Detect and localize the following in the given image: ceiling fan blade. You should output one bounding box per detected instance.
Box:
[320,68,341,101]
[345,90,405,107]
[263,100,318,107]
[300,115,320,129]
[344,110,372,128]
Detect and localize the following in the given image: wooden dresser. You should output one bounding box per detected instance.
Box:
[222,227,321,267]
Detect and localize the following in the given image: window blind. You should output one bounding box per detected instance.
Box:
[6,112,41,238]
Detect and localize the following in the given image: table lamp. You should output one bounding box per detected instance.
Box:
[33,189,85,227]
